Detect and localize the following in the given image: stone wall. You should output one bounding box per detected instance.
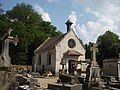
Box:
[37,49,56,75]
[55,30,85,76]
[103,60,118,77]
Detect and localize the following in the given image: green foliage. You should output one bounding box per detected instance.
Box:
[85,43,91,59]
[0,3,61,65]
[97,30,120,67]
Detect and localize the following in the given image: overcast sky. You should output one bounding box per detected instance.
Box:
[1,0,120,44]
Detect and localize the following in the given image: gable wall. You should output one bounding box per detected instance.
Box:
[55,30,85,75]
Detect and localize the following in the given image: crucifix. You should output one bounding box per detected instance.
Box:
[89,43,101,82]
[0,28,19,67]
[90,43,98,66]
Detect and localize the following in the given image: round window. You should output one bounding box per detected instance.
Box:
[68,39,76,48]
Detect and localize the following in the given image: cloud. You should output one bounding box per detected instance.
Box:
[68,11,77,28]
[34,4,51,22]
[47,0,58,3]
[71,0,120,43]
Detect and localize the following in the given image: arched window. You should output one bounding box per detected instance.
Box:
[47,53,51,65]
[38,54,41,65]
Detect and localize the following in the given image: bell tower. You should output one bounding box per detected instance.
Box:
[65,19,73,33]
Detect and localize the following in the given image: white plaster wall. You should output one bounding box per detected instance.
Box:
[37,49,56,74]
[55,30,85,75]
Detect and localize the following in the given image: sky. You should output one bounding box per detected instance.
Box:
[1,0,120,44]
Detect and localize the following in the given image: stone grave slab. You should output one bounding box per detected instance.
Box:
[48,83,82,90]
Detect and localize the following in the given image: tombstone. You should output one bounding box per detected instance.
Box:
[49,74,82,90]
[0,28,19,67]
[48,67,82,90]
[86,43,101,82]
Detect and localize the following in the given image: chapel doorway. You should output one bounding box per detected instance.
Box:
[68,60,76,75]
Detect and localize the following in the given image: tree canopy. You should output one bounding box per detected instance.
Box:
[0,3,62,65]
[96,30,120,67]
[85,43,91,59]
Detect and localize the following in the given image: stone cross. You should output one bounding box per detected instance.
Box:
[0,28,19,67]
[90,43,98,66]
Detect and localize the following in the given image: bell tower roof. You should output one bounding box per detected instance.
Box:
[65,19,73,32]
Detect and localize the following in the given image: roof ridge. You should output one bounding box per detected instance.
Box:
[45,34,66,50]
[34,37,50,53]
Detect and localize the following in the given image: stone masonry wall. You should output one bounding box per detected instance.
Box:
[55,30,85,76]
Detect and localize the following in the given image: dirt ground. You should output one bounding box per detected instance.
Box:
[38,77,59,89]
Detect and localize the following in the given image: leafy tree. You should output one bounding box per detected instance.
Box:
[97,30,120,67]
[0,3,61,65]
[85,43,91,59]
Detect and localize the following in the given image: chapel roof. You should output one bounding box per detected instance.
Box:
[35,33,66,53]
[35,20,85,53]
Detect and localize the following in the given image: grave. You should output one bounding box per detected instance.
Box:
[14,75,42,90]
[48,68,83,90]
[48,83,82,90]
[0,28,19,90]
[0,28,19,67]
[86,43,101,82]
[48,59,82,90]
[85,43,107,89]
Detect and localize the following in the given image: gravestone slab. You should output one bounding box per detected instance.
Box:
[48,83,82,90]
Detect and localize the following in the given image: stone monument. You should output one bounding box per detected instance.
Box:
[88,43,101,82]
[0,28,19,67]
[48,57,82,90]
[0,28,19,90]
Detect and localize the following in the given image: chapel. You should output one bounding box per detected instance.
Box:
[32,19,87,76]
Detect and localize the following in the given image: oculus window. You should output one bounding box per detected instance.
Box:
[68,39,76,48]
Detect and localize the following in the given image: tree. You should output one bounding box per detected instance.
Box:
[96,30,120,67]
[0,3,61,65]
[85,43,91,59]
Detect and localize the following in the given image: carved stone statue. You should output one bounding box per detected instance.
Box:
[0,28,19,67]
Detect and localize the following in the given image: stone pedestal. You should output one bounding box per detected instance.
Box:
[48,83,82,90]
[0,54,11,67]
[89,66,101,82]
[0,67,16,90]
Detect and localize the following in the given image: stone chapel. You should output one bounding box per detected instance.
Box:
[32,19,87,76]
